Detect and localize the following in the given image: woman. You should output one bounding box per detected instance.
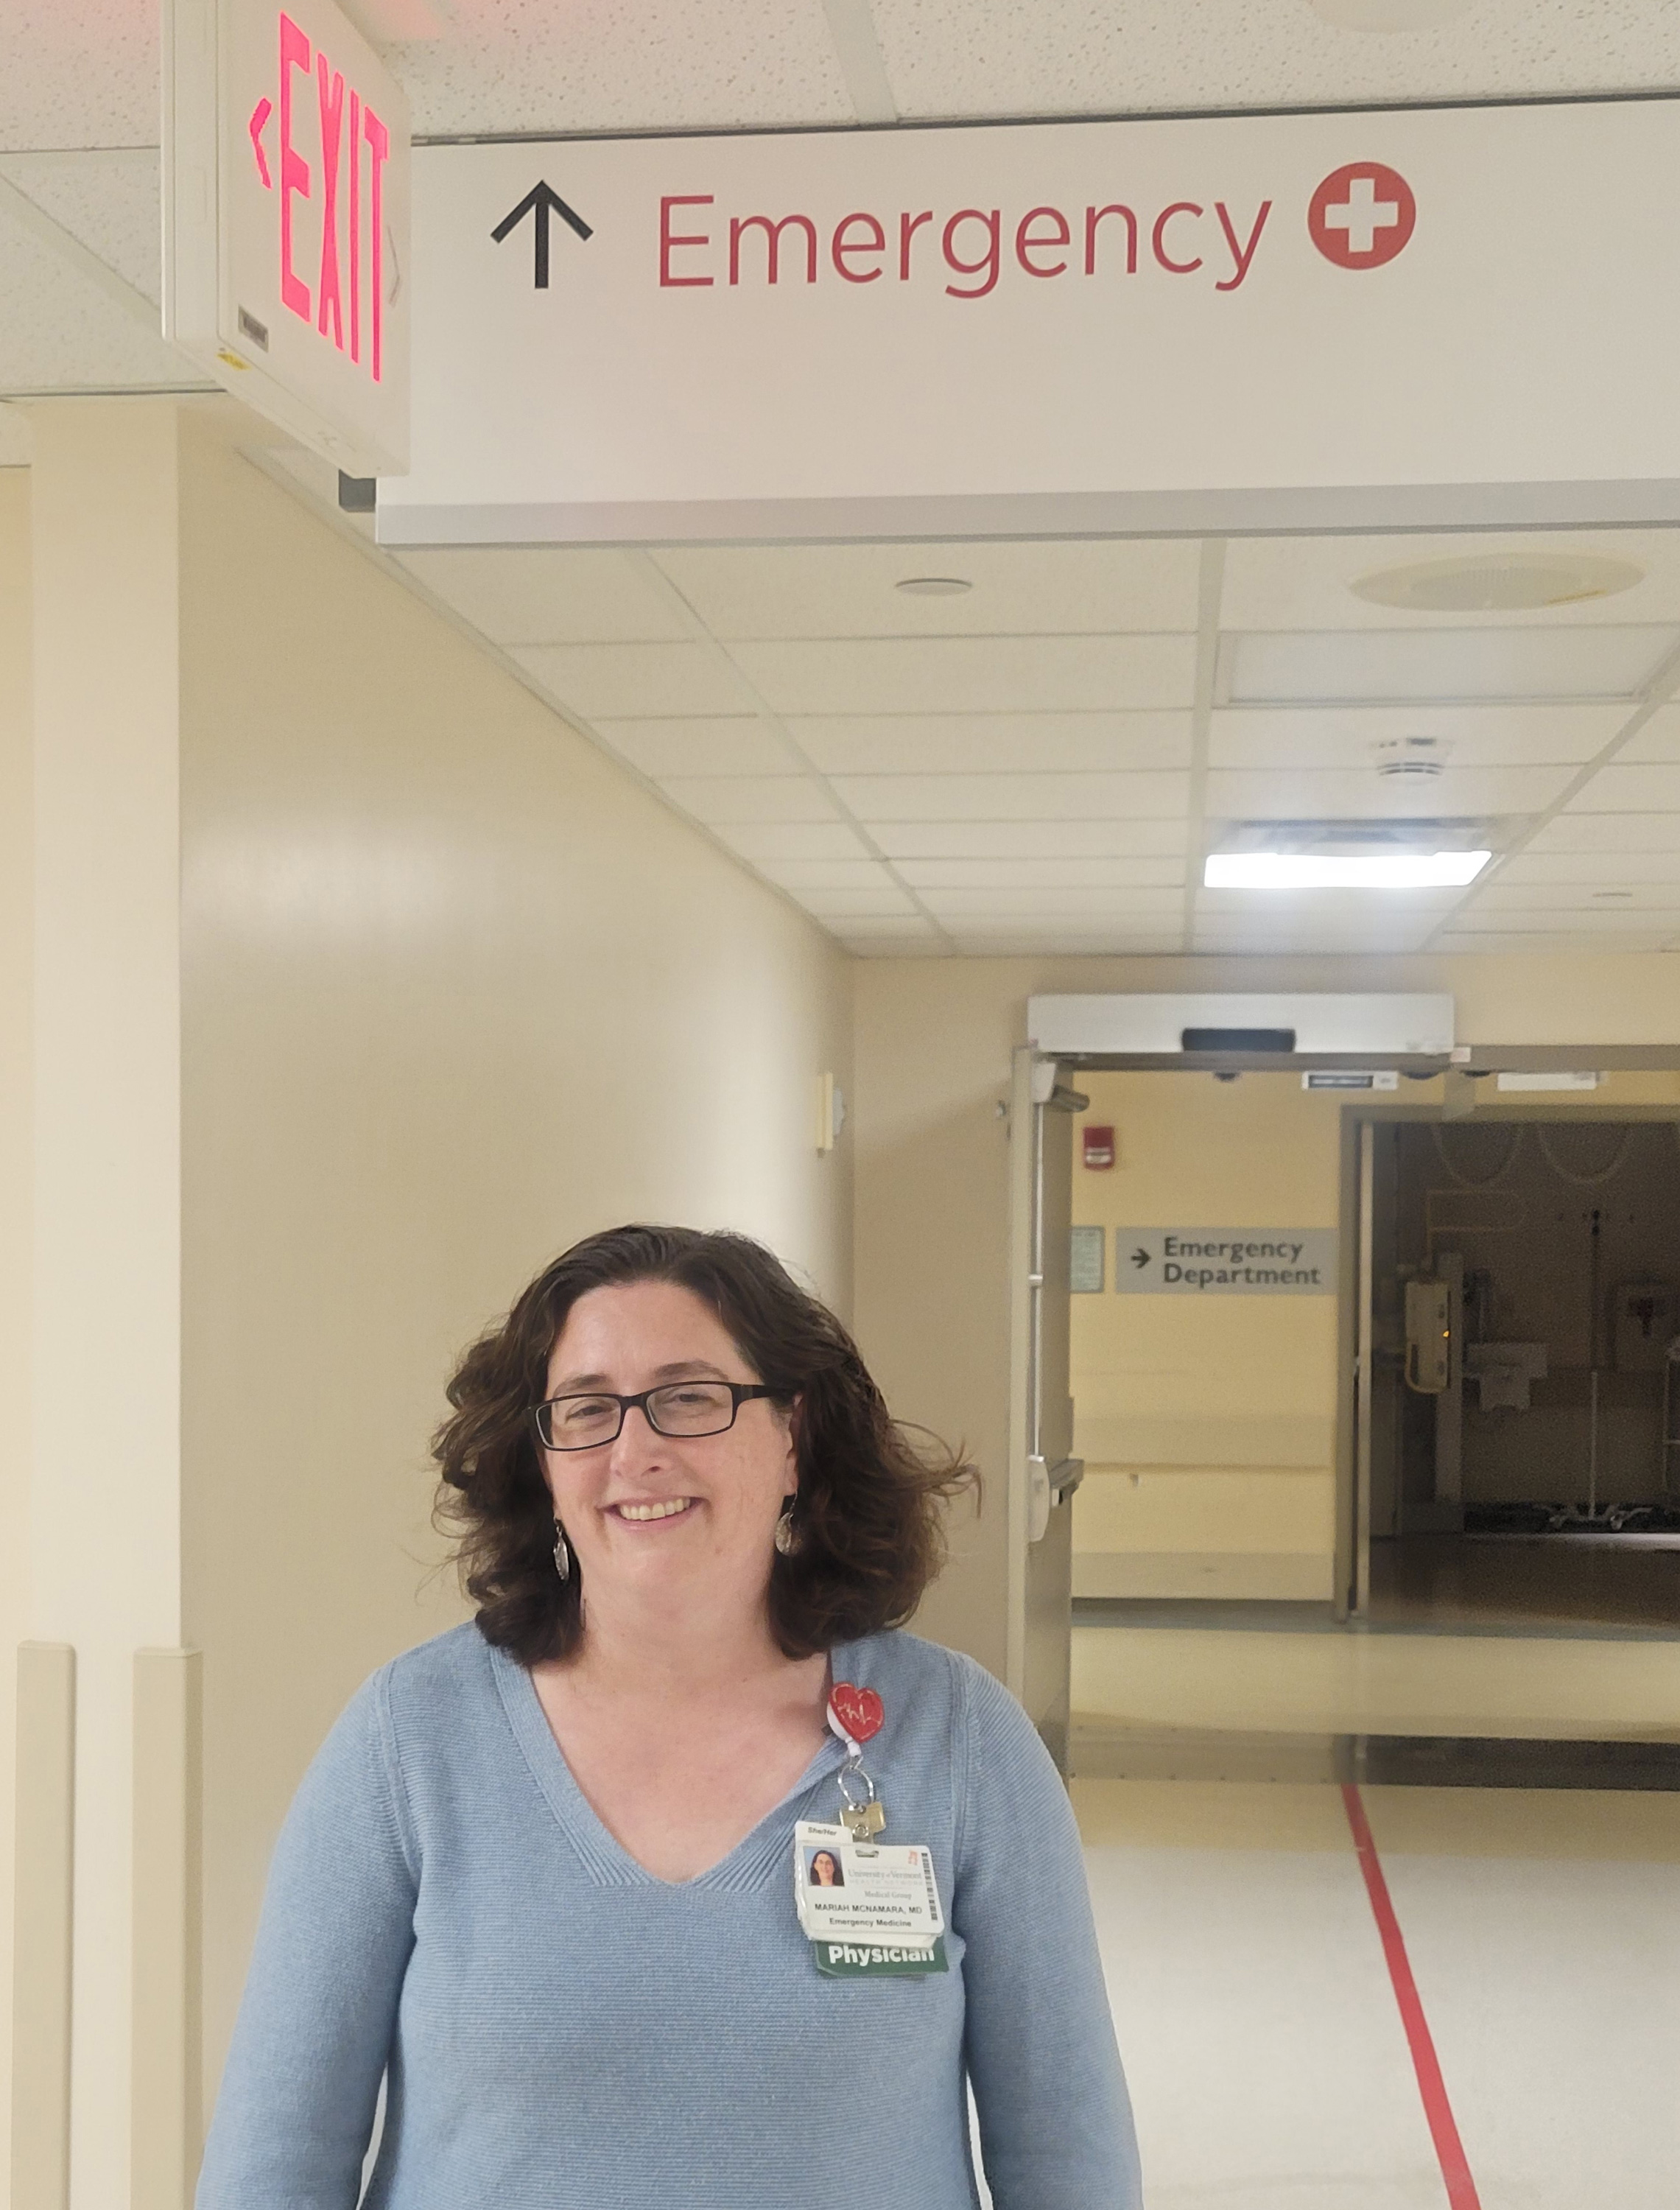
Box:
[197,1224,1142,2209]
[808,1848,843,1888]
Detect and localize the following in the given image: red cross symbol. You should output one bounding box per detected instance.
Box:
[1309,162,1416,269]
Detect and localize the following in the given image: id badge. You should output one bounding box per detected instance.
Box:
[794,1820,949,1978]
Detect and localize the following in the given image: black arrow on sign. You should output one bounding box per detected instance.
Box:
[492,181,592,290]
[1131,1247,1152,1269]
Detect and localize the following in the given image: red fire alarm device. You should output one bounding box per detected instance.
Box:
[1083,1126,1115,1170]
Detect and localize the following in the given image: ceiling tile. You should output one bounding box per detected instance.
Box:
[512,642,745,718]
[1225,627,1676,705]
[1567,763,1680,812]
[0,220,195,389]
[595,718,793,778]
[832,771,1189,821]
[655,538,1202,639]
[1221,530,1680,632]
[752,858,904,891]
[1203,765,1572,819]
[895,856,1184,888]
[868,819,1187,859]
[731,634,1197,715]
[920,885,1184,917]
[832,915,946,943]
[1616,702,1680,762]
[1438,905,1680,933]
[1208,704,1626,769]
[943,930,1185,956]
[714,823,873,863]
[793,712,1191,776]
[1432,930,1679,954]
[789,885,921,918]
[660,775,837,824]
[1498,849,1680,885]
[868,0,1680,127]
[383,0,852,137]
[1463,881,1680,912]
[1528,811,1680,854]
[1,150,164,303]
[397,549,688,645]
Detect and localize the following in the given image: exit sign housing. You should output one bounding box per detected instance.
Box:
[164,0,410,474]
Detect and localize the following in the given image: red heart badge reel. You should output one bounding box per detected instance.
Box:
[828,1682,884,1747]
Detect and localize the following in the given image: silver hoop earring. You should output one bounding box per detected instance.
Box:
[773,1500,798,1557]
[552,1518,572,1583]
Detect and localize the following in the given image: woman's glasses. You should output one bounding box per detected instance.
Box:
[530,1380,776,1451]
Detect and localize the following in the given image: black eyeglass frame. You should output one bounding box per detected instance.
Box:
[530,1381,779,1451]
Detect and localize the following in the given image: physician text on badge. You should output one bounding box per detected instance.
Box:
[1115,1227,1337,1297]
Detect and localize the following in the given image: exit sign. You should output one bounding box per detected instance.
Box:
[164,0,410,474]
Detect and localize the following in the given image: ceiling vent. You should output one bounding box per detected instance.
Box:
[1351,550,1644,613]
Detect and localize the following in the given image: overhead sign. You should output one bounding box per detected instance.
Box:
[379,100,1680,545]
[164,0,410,474]
[1117,1229,1338,1297]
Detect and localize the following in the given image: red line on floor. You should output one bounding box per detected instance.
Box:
[1340,1782,1483,2210]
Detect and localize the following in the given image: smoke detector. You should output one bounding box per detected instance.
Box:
[1351,550,1645,613]
[1373,736,1448,781]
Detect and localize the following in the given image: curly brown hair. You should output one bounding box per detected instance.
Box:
[433,1224,977,1667]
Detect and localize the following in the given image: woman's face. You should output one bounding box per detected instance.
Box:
[812,1851,839,1886]
[541,1279,796,1618]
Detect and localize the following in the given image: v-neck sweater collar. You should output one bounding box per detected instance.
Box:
[487,1635,867,1895]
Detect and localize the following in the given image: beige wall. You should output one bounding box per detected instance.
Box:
[5,399,854,2199]
[0,465,30,2192]
[854,953,1680,1661]
[175,410,854,2119]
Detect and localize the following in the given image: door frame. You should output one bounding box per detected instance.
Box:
[1334,1093,1680,1620]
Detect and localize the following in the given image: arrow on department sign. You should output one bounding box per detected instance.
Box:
[1131,1246,1152,1269]
[491,182,592,290]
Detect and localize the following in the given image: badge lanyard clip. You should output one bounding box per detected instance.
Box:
[827,1683,887,1838]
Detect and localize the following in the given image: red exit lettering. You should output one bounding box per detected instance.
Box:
[659,192,1272,297]
[254,13,391,380]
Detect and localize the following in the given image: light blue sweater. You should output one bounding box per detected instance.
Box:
[197,1621,1142,2209]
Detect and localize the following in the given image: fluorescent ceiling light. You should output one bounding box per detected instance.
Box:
[1205,849,1490,889]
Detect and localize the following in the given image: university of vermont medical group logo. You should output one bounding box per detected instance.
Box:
[1309,162,1417,269]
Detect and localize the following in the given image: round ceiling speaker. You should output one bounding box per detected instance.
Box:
[1307,0,1474,27]
[1350,550,1645,613]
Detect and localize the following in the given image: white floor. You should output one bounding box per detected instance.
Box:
[1073,1781,1680,2210]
